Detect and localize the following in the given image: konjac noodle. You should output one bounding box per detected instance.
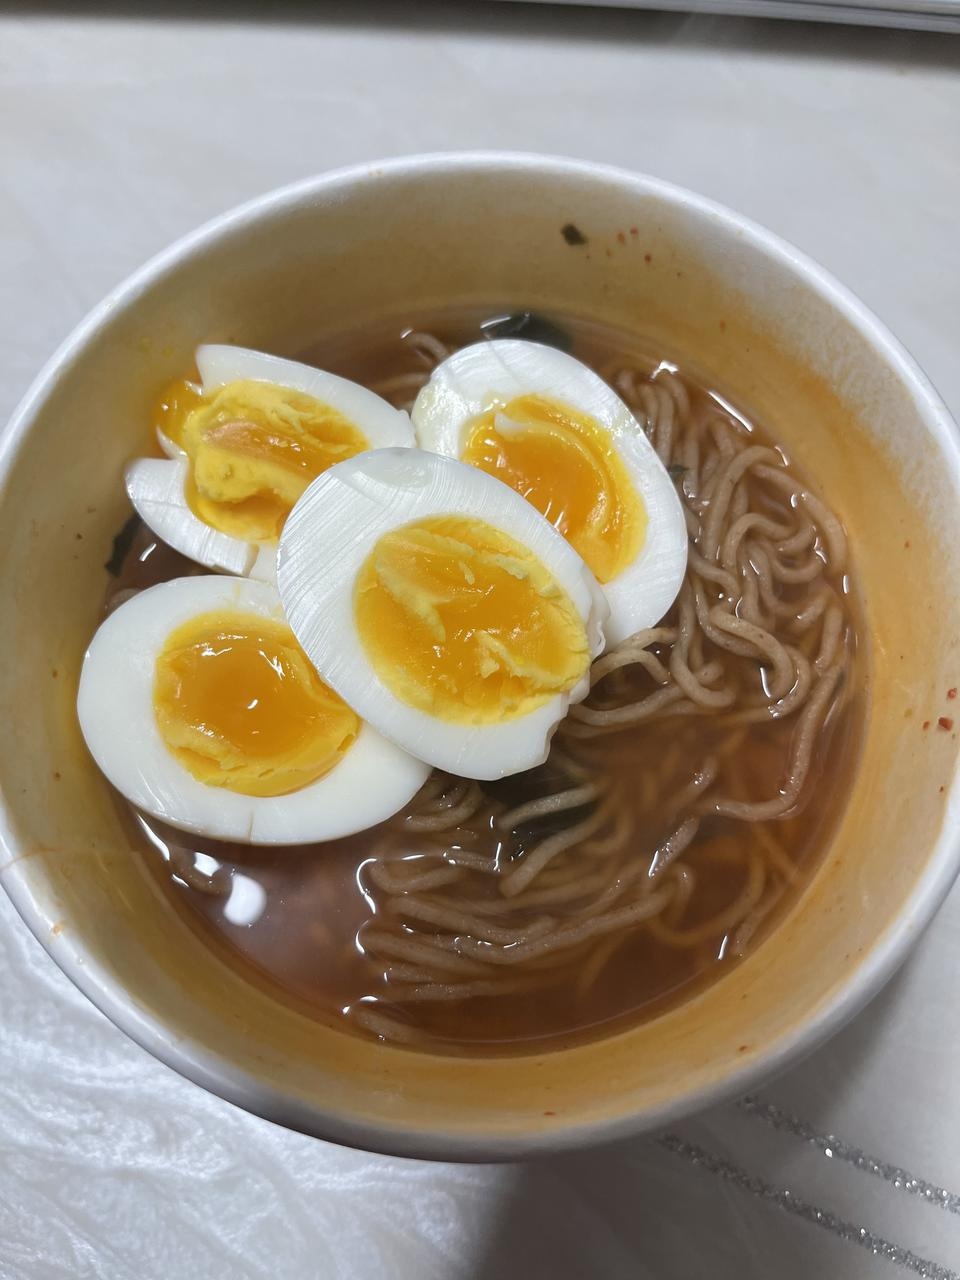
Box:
[117,310,862,1053]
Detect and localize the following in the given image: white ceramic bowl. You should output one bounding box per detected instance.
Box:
[2,154,959,1161]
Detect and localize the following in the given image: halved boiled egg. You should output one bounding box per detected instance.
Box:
[412,339,687,646]
[125,345,415,579]
[277,448,608,781]
[77,576,430,844]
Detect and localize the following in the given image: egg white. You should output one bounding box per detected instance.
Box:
[277,448,609,781]
[412,339,688,647]
[125,457,258,576]
[77,575,430,845]
[125,345,415,580]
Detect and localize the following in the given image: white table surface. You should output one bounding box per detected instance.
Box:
[2,6,960,1277]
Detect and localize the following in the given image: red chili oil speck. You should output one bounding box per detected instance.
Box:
[939,717,954,731]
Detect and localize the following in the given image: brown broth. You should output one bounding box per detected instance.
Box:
[116,309,864,1054]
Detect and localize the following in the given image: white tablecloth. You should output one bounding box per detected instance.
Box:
[2,7,960,1277]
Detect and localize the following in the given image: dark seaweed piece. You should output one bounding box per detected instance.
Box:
[481,311,572,353]
[104,512,141,576]
[667,464,687,481]
[560,223,587,246]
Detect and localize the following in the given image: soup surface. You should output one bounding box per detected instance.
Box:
[114,309,864,1054]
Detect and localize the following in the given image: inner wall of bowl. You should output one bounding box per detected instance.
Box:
[2,159,959,1153]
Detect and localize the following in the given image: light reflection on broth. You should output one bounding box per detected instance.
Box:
[115,310,863,1054]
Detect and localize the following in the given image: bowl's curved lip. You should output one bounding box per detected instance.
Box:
[2,151,959,1162]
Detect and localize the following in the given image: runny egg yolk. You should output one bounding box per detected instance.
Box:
[353,515,589,725]
[461,394,645,584]
[154,610,359,797]
[155,378,369,543]
[152,376,205,449]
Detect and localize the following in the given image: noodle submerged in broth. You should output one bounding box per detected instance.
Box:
[119,311,862,1052]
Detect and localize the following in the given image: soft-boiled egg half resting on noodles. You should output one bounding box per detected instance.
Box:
[125,346,415,580]
[77,576,430,844]
[412,339,687,646]
[276,448,609,781]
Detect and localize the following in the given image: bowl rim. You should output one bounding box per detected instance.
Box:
[2,150,960,1162]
